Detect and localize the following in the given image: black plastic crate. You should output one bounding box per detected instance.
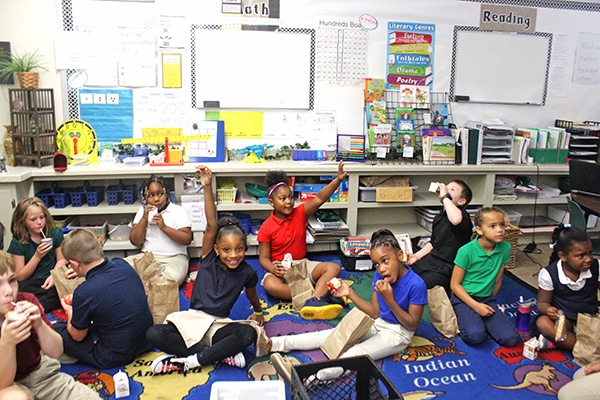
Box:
[338,249,372,272]
[291,355,403,400]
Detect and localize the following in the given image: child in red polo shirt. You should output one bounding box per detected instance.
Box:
[258,161,347,320]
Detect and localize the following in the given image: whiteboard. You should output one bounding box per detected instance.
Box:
[192,26,315,109]
[450,27,552,105]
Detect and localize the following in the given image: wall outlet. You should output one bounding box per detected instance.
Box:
[107,93,120,105]
[94,94,106,104]
[80,93,93,104]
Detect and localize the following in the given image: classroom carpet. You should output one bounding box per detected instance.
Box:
[53,253,576,400]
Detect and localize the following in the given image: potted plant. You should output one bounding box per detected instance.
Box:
[0,50,48,88]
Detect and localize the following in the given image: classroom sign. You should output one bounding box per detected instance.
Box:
[386,21,436,91]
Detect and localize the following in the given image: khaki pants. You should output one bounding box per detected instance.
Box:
[271,317,413,360]
[16,355,99,400]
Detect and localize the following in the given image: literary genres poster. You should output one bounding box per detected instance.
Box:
[386,22,436,90]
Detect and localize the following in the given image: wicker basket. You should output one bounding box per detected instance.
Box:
[17,72,39,88]
[471,224,520,269]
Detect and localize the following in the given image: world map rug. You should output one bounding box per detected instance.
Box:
[55,253,576,399]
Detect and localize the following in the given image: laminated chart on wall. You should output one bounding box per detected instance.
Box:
[186,120,225,162]
[316,27,368,87]
[386,21,436,91]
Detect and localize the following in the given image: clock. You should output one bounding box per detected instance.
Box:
[56,118,98,163]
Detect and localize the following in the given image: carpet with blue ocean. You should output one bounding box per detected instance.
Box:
[55,253,576,399]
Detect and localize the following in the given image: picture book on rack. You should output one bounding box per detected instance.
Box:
[368,123,393,151]
[364,78,385,103]
[430,103,449,127]
[367,101,387,125]
[395,107,415,131]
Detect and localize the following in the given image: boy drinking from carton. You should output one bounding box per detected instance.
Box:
[0,250,99,400]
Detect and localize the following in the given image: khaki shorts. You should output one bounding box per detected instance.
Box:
[261,259,320,286]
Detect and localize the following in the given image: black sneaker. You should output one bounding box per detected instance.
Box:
[151,354,189,375]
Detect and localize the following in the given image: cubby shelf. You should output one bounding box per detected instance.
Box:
[0,162,569,252]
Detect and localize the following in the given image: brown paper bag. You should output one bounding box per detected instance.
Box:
[286,259,313,311]
[133,251,180,324]
[320,307,374,359]
[146,275,180,325]
[427,286,460,338]
[50,266,85,300]
[573,312,600,366]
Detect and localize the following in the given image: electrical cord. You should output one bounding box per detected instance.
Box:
[523,162,540,253]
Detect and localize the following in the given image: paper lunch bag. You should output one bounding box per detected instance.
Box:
[427,285,460,338]
[573,312,600,366]
[133,251,180,324]
[50,265,85,300]
[286,259,314,311]
[320,307,374,359]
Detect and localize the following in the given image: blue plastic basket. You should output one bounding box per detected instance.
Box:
[36,183,70,209]
[106,182,136,205]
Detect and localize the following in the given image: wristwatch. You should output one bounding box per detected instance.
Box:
[442,193,453,201]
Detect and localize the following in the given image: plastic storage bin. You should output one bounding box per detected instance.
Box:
[210,381,285,400]
[107,219,132,241]
[504,209,523,227]
[234,212,252,234]
[290,355,402,400]
[66,216,108,244]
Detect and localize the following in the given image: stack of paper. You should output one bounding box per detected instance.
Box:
[307,215,350,242]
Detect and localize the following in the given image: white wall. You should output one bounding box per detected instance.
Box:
[0,0,63,142]
[1,0,599,157]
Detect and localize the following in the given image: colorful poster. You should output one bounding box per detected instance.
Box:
[386,22,436,90]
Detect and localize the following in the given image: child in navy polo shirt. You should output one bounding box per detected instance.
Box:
[148,165,264,374]
[54,229,153,369]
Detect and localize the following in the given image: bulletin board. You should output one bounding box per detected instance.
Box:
[191,25,315,110]
[449,26,552,105]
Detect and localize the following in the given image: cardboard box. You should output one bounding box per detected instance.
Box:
[359,186,414,202]
[376,187,413,202]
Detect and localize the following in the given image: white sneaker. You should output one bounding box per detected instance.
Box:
[220,352,246,368]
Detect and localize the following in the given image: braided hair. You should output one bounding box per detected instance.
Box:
[216,216,248,250]
[141,175,170,208]
[548,223,591,264]
[370,229,401,252]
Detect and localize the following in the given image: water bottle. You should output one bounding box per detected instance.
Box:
[516,296,534,332]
